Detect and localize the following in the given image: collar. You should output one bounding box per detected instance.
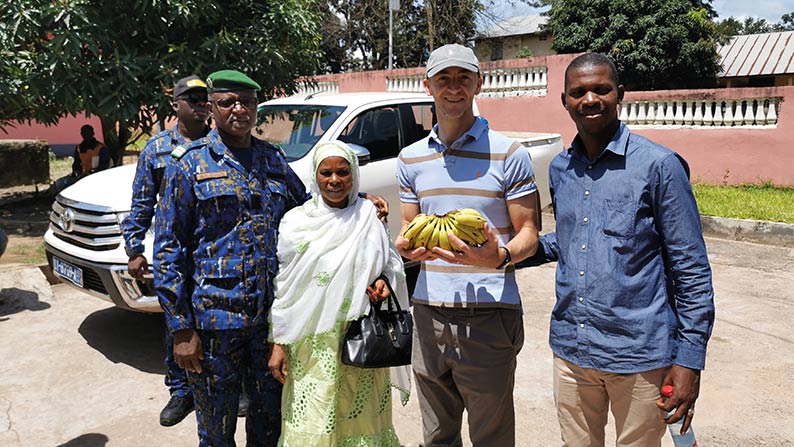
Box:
[428,116,489,151]
[568,121,630,162]
[170,121,210,145]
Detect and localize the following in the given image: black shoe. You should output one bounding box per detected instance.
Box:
[237,392,249,418]
[159,394,195,427]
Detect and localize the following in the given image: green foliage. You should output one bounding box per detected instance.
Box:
[0,0,323,161]
[317,0,482,72]
[537,0,722,90]
[515,46,534,58]
[692,182,794,223]
[716,12,794,39]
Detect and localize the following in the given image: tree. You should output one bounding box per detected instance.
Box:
[316,0,483,73]
[716,12,794,38]
[535,0,722,90]
[1,0,322,163]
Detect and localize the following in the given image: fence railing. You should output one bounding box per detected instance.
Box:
[292,81,339,97]
[387,66,548,97]
[620,97,781,127]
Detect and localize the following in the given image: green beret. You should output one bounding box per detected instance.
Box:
[206,70,261,92]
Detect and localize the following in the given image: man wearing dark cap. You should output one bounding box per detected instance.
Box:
[153,69,308,446]
[395,44,540,446]
[122,74,211,427]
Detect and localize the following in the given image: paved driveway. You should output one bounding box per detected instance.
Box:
[1,235,793,446]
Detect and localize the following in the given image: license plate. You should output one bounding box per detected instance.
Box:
[53,257,84,288]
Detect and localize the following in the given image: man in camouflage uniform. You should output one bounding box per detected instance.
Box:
[154,70,309,446]
[122,75,211,426]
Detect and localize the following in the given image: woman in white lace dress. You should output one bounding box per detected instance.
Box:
[268,141,410,447]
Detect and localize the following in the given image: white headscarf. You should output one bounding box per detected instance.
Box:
[270,141,410,403]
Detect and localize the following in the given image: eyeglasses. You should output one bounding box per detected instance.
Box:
[176,93,208,105]
[213,97,258,110]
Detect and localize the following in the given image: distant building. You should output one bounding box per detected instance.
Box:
[718,31,794,87]
[474,14,554,61]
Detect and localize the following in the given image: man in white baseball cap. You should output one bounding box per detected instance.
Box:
[395,43,540,447]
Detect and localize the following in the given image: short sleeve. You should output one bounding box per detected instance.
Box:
[397,155,418,203]
[504,141,536,200]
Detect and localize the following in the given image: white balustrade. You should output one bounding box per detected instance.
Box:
[386,75,424,93]
[664,101,675,125]
[388,66,549,97]
[294,80,339,97]
[622,97,781,127]
[693,101,703,126]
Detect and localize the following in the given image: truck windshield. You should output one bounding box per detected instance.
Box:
[254,105,345,162]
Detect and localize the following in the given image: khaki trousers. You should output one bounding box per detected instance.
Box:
[553,355,669,447]
[412,303,524,447]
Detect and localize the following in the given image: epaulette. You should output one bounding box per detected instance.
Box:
[171,136,209,160]
[273,143,287,159]
[170,144,189,159]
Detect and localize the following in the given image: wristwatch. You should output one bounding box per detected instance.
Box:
[495,246,512,270]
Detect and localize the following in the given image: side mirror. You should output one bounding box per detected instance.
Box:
[347,143,371,166]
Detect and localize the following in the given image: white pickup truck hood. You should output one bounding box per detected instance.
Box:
[60,164,136,212]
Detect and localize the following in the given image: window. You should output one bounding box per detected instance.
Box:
[491,41,503,61]
[339,106,402,162]
[255,105,345,161]
[338,102,436,162]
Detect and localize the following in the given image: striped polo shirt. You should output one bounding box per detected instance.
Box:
[397,117,536,309]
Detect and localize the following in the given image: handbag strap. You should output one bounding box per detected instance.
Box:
[374,274,403,313]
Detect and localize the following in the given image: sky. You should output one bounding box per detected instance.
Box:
[498,0,794,24]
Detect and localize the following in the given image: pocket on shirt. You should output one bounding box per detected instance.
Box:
[263,180,288,221]
[195,256,247,312]
[194,178,240,235]
[602,199,636,238]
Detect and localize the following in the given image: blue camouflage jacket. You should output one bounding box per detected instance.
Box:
[153,129,309,333]
[122,124,207,257]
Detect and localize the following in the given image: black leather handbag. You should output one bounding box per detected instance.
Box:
[342,276,413,368]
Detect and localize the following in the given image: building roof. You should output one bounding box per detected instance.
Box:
[478,14,548,39]
[718,31,794,77]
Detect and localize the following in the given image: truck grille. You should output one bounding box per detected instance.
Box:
[49,196,123,251]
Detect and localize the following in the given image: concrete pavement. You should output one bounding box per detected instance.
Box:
[1,234,793,446]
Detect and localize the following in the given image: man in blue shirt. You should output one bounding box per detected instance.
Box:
[525,53,715,446]
[123,75,212,427]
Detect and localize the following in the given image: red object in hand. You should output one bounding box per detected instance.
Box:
[661,384,674,398]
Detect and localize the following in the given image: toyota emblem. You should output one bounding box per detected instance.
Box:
[59,207,76,233]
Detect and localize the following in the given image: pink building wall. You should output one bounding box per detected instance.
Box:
[1,114,103,157]
[313,53,794,186]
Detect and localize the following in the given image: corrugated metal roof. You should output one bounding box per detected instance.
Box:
[478,14,548,39]
[719,31,794,77]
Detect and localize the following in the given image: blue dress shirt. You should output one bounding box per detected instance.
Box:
[533,122,715,373]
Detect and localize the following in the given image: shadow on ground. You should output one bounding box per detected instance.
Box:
[0,287,51,317]
[56,433,109,447]
[78,307,166,374]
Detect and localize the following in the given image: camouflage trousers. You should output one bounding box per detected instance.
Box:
[165,323,191,398]
[188,324,282,447]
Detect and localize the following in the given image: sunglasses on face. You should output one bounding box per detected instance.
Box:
[213,97,258,110]
[177,93,208,105]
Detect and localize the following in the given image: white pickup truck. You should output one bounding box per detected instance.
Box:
[44,92,563,312]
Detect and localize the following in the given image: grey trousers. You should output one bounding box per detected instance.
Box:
[411,303,524,447]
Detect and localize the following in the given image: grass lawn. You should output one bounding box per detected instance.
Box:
[692,182,794,224]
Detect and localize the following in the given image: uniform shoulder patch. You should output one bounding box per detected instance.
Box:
[273,143,287,159]
[171,136,209,160]
[170,144,189,159]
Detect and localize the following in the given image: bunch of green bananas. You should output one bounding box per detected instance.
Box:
[402,208,488,251]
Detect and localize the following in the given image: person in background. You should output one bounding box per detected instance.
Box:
[522,53,715,446]
[395,43,540,447]
[50,124,112,194]
[72,124,111,177]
